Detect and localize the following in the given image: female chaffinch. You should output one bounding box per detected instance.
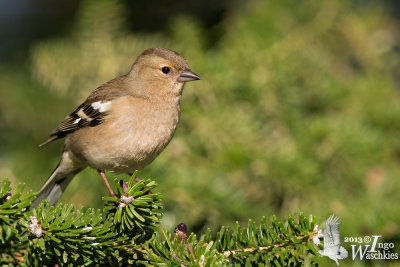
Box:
[31,47,200,207]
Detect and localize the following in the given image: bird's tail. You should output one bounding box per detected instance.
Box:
[31,152,85,208]
[338,246,349,259]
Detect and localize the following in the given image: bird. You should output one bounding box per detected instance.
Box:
[31,47,200,208]
[318,214,348,265]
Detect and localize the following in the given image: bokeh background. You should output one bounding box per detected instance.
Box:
[1,0,400,265]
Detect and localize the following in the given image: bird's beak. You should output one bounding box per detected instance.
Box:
[178,70,201,82]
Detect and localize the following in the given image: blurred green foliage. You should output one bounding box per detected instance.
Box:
[1,0,400,265]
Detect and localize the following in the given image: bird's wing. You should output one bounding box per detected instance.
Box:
[40,84,127,146]
[323,215,342,248]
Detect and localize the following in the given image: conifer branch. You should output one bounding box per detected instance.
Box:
[0,178,322,266]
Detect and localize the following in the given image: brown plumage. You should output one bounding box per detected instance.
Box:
[31,48,200,207]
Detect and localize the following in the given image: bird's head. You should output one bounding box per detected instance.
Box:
[129,47,200,98]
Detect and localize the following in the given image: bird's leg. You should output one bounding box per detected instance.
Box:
[97,170,117,197]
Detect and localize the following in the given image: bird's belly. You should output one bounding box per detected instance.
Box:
[93,134,167,173]
[68,113,178,174]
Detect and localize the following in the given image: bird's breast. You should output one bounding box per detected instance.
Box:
[67,96,181,173]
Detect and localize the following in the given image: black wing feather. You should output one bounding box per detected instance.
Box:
[39,102,107,147]
[39,82,127,147]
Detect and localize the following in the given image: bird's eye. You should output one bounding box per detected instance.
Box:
[161,66,170,74]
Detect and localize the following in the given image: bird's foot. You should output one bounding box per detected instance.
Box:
[97,170,118,198]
